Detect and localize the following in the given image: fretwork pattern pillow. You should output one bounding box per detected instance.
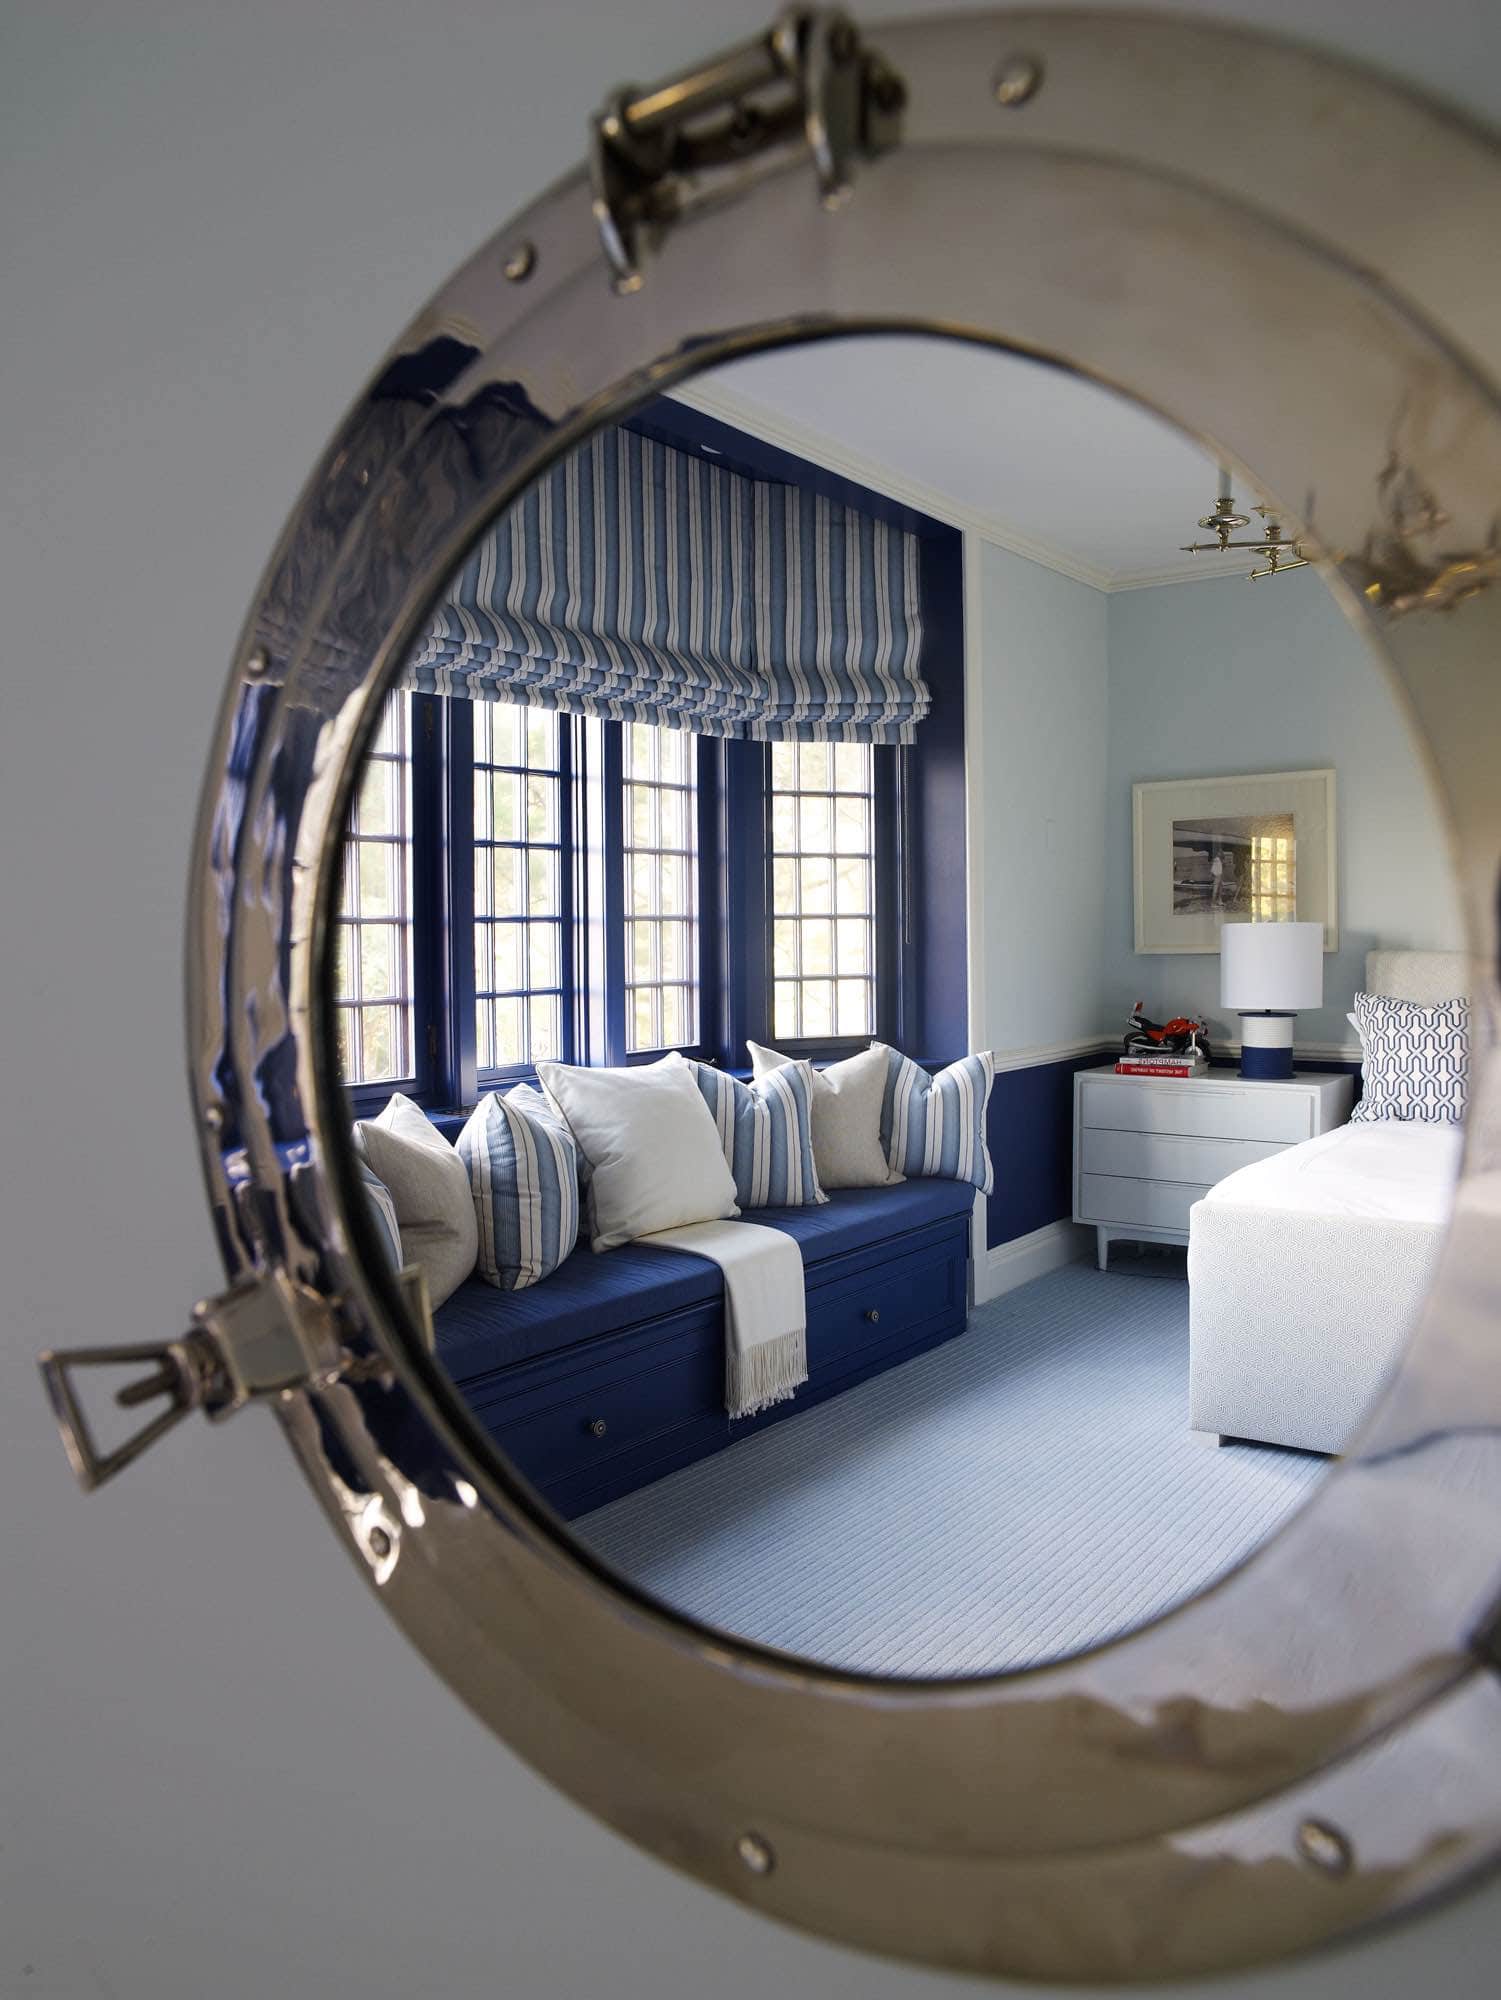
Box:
[1349,990,1469,1124]
[690,1060,827,1209]
[878,1045,996,1192]
[457,1085,580,1289]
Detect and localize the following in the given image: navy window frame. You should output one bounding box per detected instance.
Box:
[340,400,967,1117]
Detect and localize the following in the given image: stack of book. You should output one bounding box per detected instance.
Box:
[1115,1047,1208,1079]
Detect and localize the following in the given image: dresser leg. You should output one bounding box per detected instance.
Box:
[1096,1228,1110,1273]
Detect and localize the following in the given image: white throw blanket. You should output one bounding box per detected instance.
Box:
[639,1219,807,1419]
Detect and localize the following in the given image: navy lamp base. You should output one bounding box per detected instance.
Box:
[1238,1012,1296,1080]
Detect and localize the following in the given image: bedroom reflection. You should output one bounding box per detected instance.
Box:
[337,335,1468,1679]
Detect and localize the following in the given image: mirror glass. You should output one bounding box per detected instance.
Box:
[337,334,1466,1678]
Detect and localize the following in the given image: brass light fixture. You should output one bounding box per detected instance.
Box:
[1182,465,1311,578]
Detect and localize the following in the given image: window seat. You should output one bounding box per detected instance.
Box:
[432,1177,975,1519]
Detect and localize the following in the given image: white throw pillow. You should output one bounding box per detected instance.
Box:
[747,1040,902,1190]
[355,1092,478,1308]
[537,1052,740,1251]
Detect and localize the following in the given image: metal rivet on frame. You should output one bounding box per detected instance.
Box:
[368,1524,393,1560]
[1296,1817,1354,1878]
[735,1831,775,1876]
[993,54,1044,107]
[503,241,537,282]
[244,647,271,680]
[203,1103,224,1132]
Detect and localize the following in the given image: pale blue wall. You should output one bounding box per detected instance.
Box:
[971,539,1110,1051]
[1103,569,1464,1051]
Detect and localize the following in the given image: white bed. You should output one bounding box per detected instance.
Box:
[1187,949,1467,1456]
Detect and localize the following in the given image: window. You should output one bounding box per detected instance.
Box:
[337,705,908,1106]
[335,691,416,1084]
[1250,824,1297,921]
[623,723,700,1052]
[473,701,566,1072]
[769,741,876,1041]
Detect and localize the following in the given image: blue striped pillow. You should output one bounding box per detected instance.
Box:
[690,1060,826,1209]
[355,1156,403,1271]
[878,1046,995,1193]
[457,1085,580,1289]
[1350,990,1468,1123]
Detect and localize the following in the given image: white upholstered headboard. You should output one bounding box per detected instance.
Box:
[1365,949,1469,1003]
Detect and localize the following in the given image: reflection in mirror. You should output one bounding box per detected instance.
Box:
[338,336,1468,1678]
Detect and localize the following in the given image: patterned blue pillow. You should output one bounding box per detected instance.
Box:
[690,1060,826,1209]
[355,1156,403,1271]
[878,1045,995,1193]
[1350,990,1468,1124]
[457,1085,580,1289]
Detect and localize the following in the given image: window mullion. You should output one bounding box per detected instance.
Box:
[441,695,477,1108]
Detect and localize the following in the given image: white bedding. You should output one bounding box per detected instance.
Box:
[1188,1120,1461,1454]
[1202,1119,1462,1226]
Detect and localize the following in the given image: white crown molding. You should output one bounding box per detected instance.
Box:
[1106,556,1262,591]
[668,380,1267,595]
[668,379,1116,591]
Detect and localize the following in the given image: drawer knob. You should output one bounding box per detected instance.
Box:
[588,1417,608,1438]
[864,1308,880,1324]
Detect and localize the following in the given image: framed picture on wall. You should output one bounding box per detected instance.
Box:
[1132,768,1338,954]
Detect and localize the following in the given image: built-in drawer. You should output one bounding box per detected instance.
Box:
[1080,1127,1286,1187]
[1078,1173,1209,1232]
[804,1225,969,1381]
[487,1315,722,1490]
[478,1214,973,1502]
[1079,1078,1311,1145]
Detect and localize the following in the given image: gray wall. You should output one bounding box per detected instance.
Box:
[1103,570,1464,1050]
[4,4,1500,1999]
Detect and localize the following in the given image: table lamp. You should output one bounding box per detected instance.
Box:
[1219,921,1324,1079]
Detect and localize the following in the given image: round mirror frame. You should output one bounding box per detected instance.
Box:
[185,10,1501,1984]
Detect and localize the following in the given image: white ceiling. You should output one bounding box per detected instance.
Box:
[672,336,1257,591]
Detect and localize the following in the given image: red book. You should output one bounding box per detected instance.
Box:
[1115,1060,1198,1077]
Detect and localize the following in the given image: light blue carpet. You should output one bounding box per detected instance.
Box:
[576,1262,1329,1678]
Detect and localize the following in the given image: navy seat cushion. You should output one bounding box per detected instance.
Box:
[433,1179,975,1384]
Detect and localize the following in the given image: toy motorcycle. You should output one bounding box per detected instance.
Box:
[1123,1002,1211,1061]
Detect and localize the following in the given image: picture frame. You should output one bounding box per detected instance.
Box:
[1131,768,1338,955]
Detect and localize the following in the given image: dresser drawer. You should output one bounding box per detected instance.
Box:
[1080,1127,1286,1187]
[1080,1078,1312,1144]
[1079,1174,1209,1232]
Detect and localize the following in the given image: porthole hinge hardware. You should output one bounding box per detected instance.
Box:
[589,6,905,293]
[39,1271,345,1493]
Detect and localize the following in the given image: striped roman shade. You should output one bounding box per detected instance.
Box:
[879,1046,995,1194]
[404,425,929,744]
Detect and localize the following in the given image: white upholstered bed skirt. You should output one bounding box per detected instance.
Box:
[1187,1123,1461,1455]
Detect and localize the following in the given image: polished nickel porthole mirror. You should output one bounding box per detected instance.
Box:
[39,8,1501,1984]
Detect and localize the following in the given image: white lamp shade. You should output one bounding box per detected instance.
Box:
[1220,921,1324,1011]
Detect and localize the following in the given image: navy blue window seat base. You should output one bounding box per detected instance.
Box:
[432,1175,975,1520]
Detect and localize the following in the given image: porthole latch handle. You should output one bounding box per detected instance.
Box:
[38,1271,345,1493]
[589,6,905,292]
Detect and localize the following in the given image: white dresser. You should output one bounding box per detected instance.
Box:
[1073,1066,1354,1270]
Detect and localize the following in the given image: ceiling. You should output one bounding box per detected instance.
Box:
[671,336,1261,591]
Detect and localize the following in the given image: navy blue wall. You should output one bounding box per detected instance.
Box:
[986,1052,1106,1248]
[986,1049,1363,1249]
